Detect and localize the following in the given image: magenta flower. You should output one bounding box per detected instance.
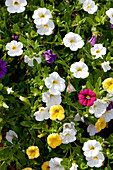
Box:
[110,24,113,29]
[87,34,97,46]
[78,89,96,106]
[43,50,57,63]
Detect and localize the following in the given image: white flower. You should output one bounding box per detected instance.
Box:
[36,20,55,36]
[32,8,52,25]
[5,0,27,13]
[83,0,98,14]
[34,107,50,121]
[74,113,84,122]
[102,110,113,123]
[70,61,89,79]
[7,87,14,94]
[42,92,62,107]
[91,44,106,59]
[6,40,23,56]
[6,130,18,144]
[63,32,84,51]
[66,81,76,93]
[49,157,64,170]
[60,128,77,144]
[87,124,97,136]
[45,72,65,95]
[24,55,41,67]
[101,61,111,72]
[82,140,102,157]
[89,99,108,118]
[106,92,113,101]
[106,8,113,24]
[78,0,86,3]
[86,152,105,168]
[70,163,78,170]
[63,122,77,133]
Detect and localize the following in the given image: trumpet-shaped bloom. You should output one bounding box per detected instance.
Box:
[101,61,111,72]
[87,124,97,136]
[41,161,50,170]
[47,133,62,148]
[49,105,65,121]
[83,0,98,14]
[34,107,50,121]
[49,157,64,170]
[24,55,41,67]
[106,8,113,24]
[87,34,97,46]
[102,78,113,93]
[43,50,57,63]
[95,117,106,132]
[6,130,18,144]
[26,146,40,159]
[91,44,106,59]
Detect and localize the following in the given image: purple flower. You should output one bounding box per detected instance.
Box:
[110,24,113,29]
[28,45,33,49]
[43,50,57,63]
[87,34,97,46]
[106,17,110,21]
[13,34,19,40]
[106,101,113,111]
[0,59,7,78]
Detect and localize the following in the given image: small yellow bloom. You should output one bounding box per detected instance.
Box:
[0,118,3,122]
[49,105,65,120]
[102,78,113,93]
[26,146,40,159]
[41,161,50,170]
[95,117,106,132]
[0,135,2,143]
[22,168,33,170]
[47,133,62,148]
[38,134,45,138]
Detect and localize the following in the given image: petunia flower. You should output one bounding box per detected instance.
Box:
[87,34,97,46]
[110,24,113,29]
[78,89,96,106]
[83,0,98,14]
[0,59,7,79]
[43,50,57,63]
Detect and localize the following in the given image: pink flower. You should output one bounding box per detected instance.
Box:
[78,89,96,106]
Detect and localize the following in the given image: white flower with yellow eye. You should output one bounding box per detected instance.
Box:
[6,130,18,144]
[106,8,113,24]
[91,44,106,59]
[24,55,41,67]
[101,61,111,72]
[34,107,50,121]
[60,129,77,144]
[83,0,98,14]
[6,40,23,56]
[70,163,78,170]
[49,157,64,170]
[5,0,27,13]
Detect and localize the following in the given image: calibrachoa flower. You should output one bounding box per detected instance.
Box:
[106,8,113,24]
[41,161,50,170]
[66,80,76,93]
[6,40,23,56]
[70,163,78,170]
[74,113,84,122]
[101,61,111,72]
[0,59,7,79]
[82,140,102,157]
[32,8,52,25]
[95,117,106,132]
[110,24,113,29]
[49,157,64,170]
[34,107,50,121]
[89,99,108,118]
[36,20,55,35]
[83,0,98,14]
[102,78,113,93]
[6,130,18,144]
[45,72,65,95]
[91,44,106,59]
[42,92,62,107]
[49,105,65,121]
[47,133,62,148]
[106,101,113,111]
[60,128,77,144]
[63,32,84,51]
[78,89,96,106]
[42,50,57,63]
[63,122,77,132]
[70,61,89,79]
[22,168,33,170]
[102,110,113,123]
[87,34,97,46]
[7,87,14,94]
[5,0,27,13]
[24,55,41,67]
[26,146,40,159]
[86,152,105,168]
[87,124,97,136]
[13,34,19,40]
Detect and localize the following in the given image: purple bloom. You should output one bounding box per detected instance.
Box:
[106,17,110,21]
[43,50,57,63]
[13,34,19,40]
[110,24,113,29]
[106,101,113,111]
[0,59,7,78]
[87,34,97,46]
[28,45,33,49]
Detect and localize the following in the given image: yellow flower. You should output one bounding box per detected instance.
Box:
[38,134,45,138]
[26,146,40,159]
[41,161,50,170]
[47,133,62,148]
[0,135,2,143]
[49,105,65,120]
[0,118,3,122]
[102,78,113,93]
[22,168,33,170]
[95,117,106,132]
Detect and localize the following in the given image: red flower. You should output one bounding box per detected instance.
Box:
[78,89,96,106]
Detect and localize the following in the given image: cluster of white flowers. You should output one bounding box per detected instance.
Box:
[6,130,18,144]
[82,140,105,168]
[24,55,41,67]
[78,0,98,14]
[60,122,77,144]
[32,8,55,35]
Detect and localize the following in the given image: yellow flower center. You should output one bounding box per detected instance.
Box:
[112,14,113,17]
[40,109,44,112]
[43,25,48,28]
[90,146,95,150]
[13,1,19,6]
[65,133,70,136]
[105,111,108,115]
[56,165,61,167]
[12,45,17,50]
[77,68,82,72]
[87,5,90,9]
[70,39,75,43]
[53,80,58,85]
[93,157,98,160]
[40,14,45,18]
[50,94,54,98]
[86,95,91,99]
[94,104,97,109]
[96,49,100,53]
